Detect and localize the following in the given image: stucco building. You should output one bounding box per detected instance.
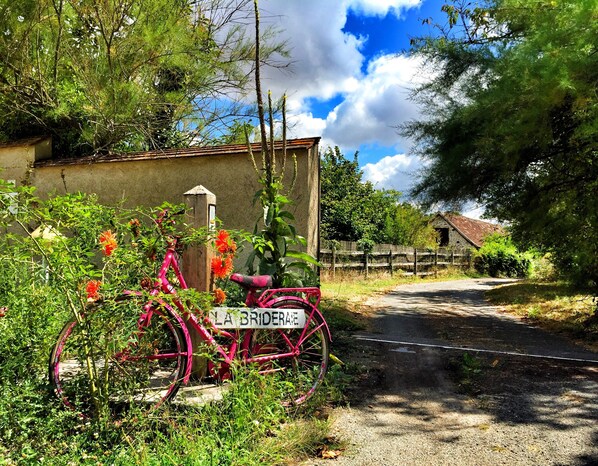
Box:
[0,136,321,258]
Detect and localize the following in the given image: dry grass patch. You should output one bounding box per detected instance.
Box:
[487,281,598,351]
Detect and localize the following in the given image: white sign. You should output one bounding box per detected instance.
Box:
[209,307,306,329]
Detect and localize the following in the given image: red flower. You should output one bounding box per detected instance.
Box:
[85,280,102,301]
[99,230,117,256]
[213,288,226,305]
[215,229,236,255]
[211,255,233,279]
[0,306,7,317]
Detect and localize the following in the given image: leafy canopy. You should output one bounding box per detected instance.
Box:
[0,0,260,156]
[405,0,598,285]
[321,146,437,247]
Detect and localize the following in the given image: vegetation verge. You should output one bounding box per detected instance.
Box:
[486,280,598,352]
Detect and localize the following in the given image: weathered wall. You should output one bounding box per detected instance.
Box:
[429,216,474,249]
[0,137,320,259]
[0,137,52,184]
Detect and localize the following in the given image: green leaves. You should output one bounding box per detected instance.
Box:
[406,0,598,286]
[245,162,318,285]
[320,146,437,248]
[474,233,532,278]
[0,0,258,156]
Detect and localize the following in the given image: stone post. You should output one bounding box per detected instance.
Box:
[183,185,217,379]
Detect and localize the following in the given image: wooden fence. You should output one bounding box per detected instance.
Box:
[319,241,473,278]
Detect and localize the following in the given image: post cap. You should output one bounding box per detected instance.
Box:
[184,185,215,196]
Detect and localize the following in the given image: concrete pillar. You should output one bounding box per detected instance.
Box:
[183,185,216,379]
[183,185,216,291]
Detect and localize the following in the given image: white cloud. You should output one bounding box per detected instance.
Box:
[362,152,422,193]
[286,112,326,139]
[253,1,432,154]
[348,0,422,17]
[323,54,429,150]
[259,0,366,102]
[259,0,424,105]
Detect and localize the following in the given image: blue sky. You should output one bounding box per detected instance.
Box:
[257,1,438,190]
[256,1,484,218]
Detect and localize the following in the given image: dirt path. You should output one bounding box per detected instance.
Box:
[306,279,598,466]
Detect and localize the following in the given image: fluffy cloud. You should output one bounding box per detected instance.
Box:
[286,112,326,139]
[322,54,428,149]
[255,0,432,153]
[259,0,365,102]
[259,0,423,103]
[362,153,422,194]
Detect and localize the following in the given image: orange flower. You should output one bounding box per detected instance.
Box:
[0,306,7,317]
[211,255,233,279]
[99,230,117,256]
[213,288,226,305]
[85,280,102,301]
[128,218,141,237]
[215,229,236,255]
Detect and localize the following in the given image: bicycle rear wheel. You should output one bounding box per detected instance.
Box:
[248,299,329,405]
[49,297,187,417]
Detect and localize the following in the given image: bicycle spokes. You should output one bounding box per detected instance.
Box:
[50,299,187,417]
[247,301,329,405]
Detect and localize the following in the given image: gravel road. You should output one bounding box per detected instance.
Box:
[305,279,598,466]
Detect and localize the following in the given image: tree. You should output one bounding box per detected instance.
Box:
[404,0,598,285]
[320,146,437,247]
[0,0,268,157]
[320,146,385,243]
[383,203,437,248]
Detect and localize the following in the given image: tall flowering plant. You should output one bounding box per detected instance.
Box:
[210,229,238,305]
[0,182,216,421]
[244,1,319,287]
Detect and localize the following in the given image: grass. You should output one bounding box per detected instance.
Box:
[15,271,594,465]
[486,280,598,350]
[0,368,337,466]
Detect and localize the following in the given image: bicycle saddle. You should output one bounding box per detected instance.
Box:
[229,273,273,289]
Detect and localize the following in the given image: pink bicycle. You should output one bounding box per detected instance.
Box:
[49,219,330,416]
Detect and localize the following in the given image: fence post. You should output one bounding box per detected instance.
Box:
[434,249,438,277]
[389,249,393,276]
[364,249,369,279]
[332,246,336,279]
[183,185,216,379]
[413,248,418,277]
[451,250,455,266]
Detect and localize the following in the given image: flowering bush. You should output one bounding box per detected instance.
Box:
[210,229,240,305]
[85,280,102,301]
[212,287,227,305]
[0,180,218,422]
[215,229,237,255]
[99,230,118,256]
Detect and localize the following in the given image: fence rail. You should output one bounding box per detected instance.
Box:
[320,241,473,278]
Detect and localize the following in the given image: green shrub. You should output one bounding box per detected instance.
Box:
[474,233,532,278]
[0,181,332,464]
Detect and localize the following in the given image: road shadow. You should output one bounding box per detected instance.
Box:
[338,338,598,464]
[330,278,598,464]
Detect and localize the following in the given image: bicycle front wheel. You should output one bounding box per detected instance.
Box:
[248,299,329,406]
[49,297,188,417]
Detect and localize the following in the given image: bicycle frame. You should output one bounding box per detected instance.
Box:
[140,240,331,385]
